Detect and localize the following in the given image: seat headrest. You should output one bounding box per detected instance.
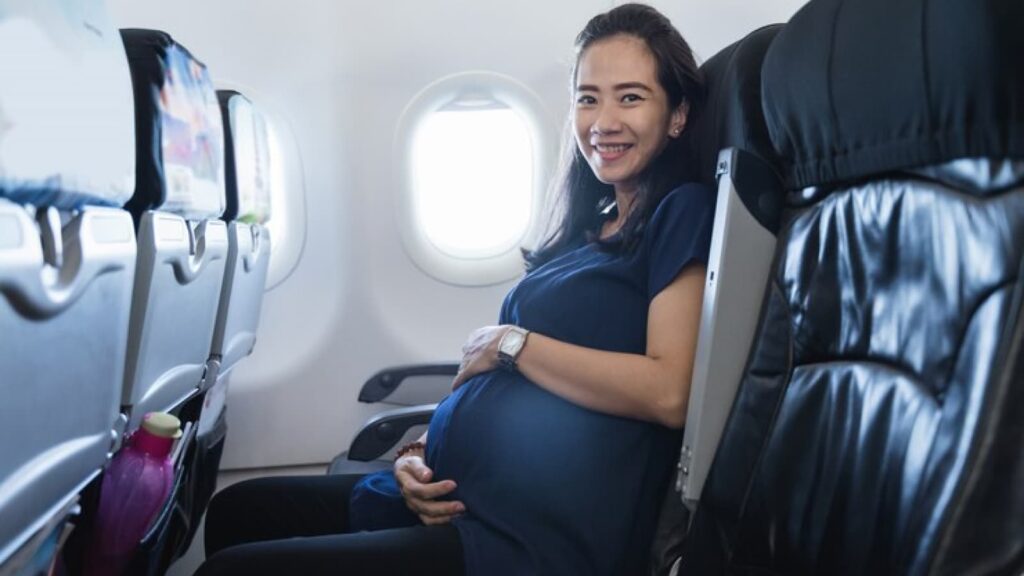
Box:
[690,24,784,190]
[763,0,1024,190]
[121,28,225,220]
[218,90,272,225]
[0,3,135,209]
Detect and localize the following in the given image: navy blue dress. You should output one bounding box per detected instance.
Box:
[350,183,715,574]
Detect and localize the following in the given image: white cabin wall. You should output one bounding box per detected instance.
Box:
[107,0,807,471]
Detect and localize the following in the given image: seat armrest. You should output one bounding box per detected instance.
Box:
[358,363,458,403]
[348,404,438,461]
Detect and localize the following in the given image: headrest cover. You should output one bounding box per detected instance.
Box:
[121,29,225,220]
[218,90,272,224]
[690,25,784,189]
[762,0,1024,189]
[0,1,135,209]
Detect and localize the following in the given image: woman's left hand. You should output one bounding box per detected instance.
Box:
[452,325,510,390]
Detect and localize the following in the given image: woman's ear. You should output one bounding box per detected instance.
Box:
[669,101,689,138]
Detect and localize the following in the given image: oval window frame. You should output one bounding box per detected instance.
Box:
[395,71,554,286]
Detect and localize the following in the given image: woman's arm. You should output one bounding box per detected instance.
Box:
[453,263,706,429]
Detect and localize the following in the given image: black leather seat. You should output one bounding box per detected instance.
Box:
[681,0,1024,573]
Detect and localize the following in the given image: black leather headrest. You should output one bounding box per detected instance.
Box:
[120,28,225,220]
[763,0,1024,189]
[690,24,784,190]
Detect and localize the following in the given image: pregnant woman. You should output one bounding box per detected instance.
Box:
[197,4,712,575]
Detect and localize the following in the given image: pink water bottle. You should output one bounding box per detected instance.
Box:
[84,412,181,576]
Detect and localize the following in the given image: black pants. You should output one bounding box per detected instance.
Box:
[196,474,465,575]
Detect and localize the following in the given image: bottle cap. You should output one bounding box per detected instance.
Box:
[141,412,182,439]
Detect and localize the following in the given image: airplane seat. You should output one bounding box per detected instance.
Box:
[157,89,277,552]
[678,22,785,508]
[117,28,229,432]
[0,2,137,571]
[197,90,273,438]
[67,29,231,573]
[651,23,788,575]
[208,89,272,387]
[680,0,1024,574]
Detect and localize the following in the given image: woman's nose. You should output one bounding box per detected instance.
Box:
[590,106,622,135]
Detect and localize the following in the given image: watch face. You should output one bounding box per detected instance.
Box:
[501,331,524,354]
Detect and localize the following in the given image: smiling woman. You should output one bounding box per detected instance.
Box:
[196,4,713,576]
[573,35,688,209]
[524,7,704,269]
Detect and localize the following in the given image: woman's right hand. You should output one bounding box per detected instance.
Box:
[393,452,465,525]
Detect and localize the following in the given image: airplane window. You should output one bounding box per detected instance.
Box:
[264,117,305,290]
[241,101,305,291]
[398,72,553,286]
[411,104,533,259]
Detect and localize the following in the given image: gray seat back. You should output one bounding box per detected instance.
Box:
[209,90,272,382]
[0,1,136,567]
[119,29,228,430]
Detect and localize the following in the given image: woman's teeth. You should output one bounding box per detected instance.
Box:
[596,144,631,152]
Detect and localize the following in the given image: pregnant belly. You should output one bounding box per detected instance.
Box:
[427,371,657,519]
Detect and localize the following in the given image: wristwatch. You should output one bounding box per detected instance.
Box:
[497,326,530,371]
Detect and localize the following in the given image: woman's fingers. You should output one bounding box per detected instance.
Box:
[403,487,465,522]
[406,477,458,500]
[408,497,466,519]
[420,510,463,525]
[394,458,427,487]
[453,325,507,390]
[394,456,466,523]
[395,458,445,495]
[453,359,475,390]
[401,455,432,481]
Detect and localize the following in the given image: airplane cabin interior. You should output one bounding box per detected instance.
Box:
[1,0,1022,574]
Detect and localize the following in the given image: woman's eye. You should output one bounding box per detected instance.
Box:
[576,95,596,105]
[621,93,644,104]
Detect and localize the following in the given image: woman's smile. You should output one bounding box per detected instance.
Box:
[593,142,634,162]
[573,34,686,194]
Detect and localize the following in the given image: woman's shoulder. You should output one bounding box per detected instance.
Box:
[648,182,716,234]
[655,182,716,216]
[643,182,717,296]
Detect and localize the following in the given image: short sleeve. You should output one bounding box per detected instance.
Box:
[647,183,716,300]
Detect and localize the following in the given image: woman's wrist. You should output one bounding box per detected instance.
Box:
[394,440,426,461]
[496,325,530,371]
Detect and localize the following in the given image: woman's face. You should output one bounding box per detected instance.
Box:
[573,34,687,195]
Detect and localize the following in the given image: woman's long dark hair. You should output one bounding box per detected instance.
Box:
[524,4,705,271]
